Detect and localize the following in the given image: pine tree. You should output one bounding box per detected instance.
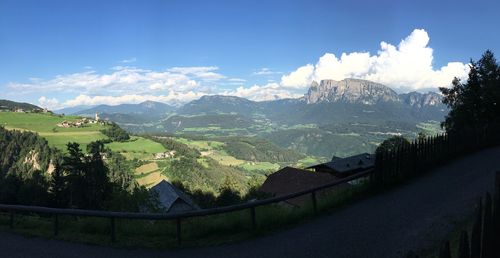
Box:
[50,163,66,208]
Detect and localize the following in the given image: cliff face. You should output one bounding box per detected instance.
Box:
[305,78,400,105]
[400,91,444,108]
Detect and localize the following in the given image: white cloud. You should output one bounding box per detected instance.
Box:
[63,91,206,107]
[167,66,225,81]
[38,96,60,109]
[253,68,281,75]
[228,78,246,82]
[222,83,303,101]
[8,66,208,96]
[120,58,137,63]
[280,29,469,91]
[281,64,315,88]
[7,65,220,107]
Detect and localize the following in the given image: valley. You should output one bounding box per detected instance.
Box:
[0,78,446,196]
[66,79,445,158]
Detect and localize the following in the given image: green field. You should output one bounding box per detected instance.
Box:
[416,121,444,135]
[174,136,318,173]
[0,112,166,158]
[0,112,109,151]
[106,136,167,160]
[238,161,280,172]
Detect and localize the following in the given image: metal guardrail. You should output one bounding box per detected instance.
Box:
[0,168,373,244]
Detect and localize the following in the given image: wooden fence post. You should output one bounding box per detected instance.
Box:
[53,214,59,236]
[311,191,318,214]
[439,241,451,258]
[9,211,14,229]
[471,197,482,258]
[250,207,256,230]
[494,171,500,255]
[110,217,116,243]
[482,193,493,258]
[176,218,182,246]
[458,230,470,258]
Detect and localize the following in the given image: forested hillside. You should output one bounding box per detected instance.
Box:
[0,126,54,178]
[0,99,41,111]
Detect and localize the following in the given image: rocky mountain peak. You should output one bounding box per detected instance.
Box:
[400,91,444,108]
[305,78,400,105]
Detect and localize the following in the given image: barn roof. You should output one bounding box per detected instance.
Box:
[307,153,375,174]
[150,180,200,212]
[259,166,338,197]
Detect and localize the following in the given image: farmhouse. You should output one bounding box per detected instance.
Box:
[150,180,200,213]
[259,166,344,206]
[307,153,375,177]
[153,150,176,159]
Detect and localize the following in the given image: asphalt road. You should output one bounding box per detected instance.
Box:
[2,146,500,258]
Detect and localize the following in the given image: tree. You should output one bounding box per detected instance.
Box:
[376,136,410,154]
[50,163,66,208]
[216,176,241,206]
[62,142,86,207]
[84,141,112,209]
[101,123,130,142]
[440,50,500,133]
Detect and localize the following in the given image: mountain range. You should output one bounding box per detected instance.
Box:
[47,78,447,157]
[68,78,445,123]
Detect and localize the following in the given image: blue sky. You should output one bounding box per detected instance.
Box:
[1,0,499,108]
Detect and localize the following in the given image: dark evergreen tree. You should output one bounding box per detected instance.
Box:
[216,176,241,206]
[376,136,410,154]
[50,163,66,208]
[62,142,86,207]
[440,50,500,133]
[84,141,112,209]
[101,123,130,142]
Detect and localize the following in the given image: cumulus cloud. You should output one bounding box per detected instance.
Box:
[63,92,207,107]
[38,96,60,109]
[281,64,315,88]
[222,83,303,101]
[7,66,224,106]
[279,29,469,91]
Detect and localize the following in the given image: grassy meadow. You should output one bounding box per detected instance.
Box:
[0,112,109,151]
[106,136,166,160]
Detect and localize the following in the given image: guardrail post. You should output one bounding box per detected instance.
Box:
[176,218,182,246]
[53,214,59,236]
[250,207,256,230]
[9,211,14,229]
[311,191,318,214]
[110,217,116,242]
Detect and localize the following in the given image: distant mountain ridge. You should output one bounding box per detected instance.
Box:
[69,79,445,118]
[0,99,41,111]
[0,79,448,158]
[76,100,174,116]
[50,78,447,135]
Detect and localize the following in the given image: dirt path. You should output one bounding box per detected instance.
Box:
[2,147,500,258]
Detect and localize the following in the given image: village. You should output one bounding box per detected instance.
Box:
[57,113,107,128]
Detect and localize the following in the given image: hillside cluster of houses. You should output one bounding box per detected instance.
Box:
[0,106,50,113]
[57,113,105,128]
[153,150,176,160]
